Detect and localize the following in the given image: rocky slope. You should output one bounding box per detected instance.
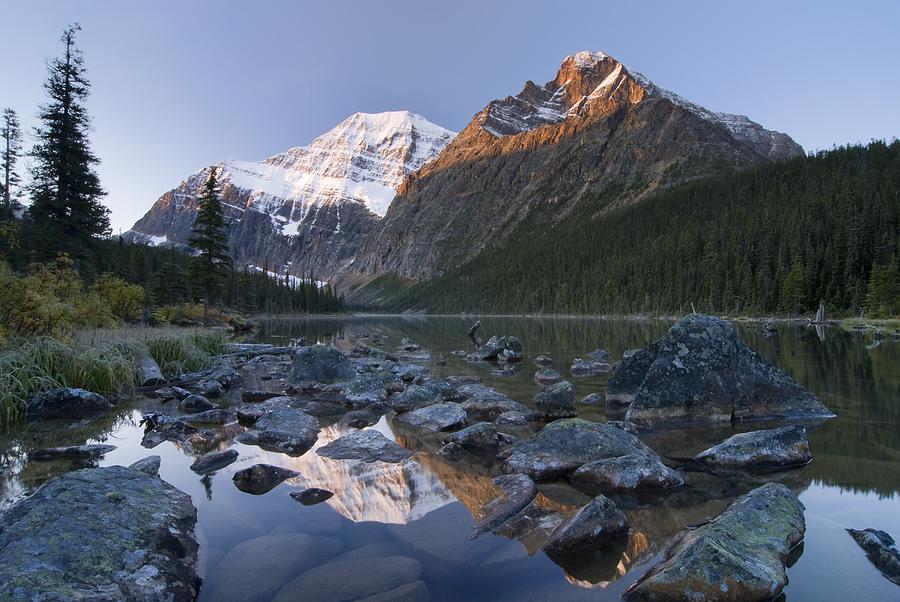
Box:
[350,51,803,281]
[125,111,455,280]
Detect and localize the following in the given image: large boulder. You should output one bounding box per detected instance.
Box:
[25,387,112,420]
[235,405,320,456]
[0,465,199,601]
[624,482,806,601]
[543,494,629,553]
[397,402,467,432]
[317,429,413,464]
[694,425,812,469]
[289,344,355,384]
[498,418,668,481]
[608,314,833,423]
[534,380,577,419]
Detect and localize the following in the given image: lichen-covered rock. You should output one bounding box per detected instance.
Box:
[0,465,199,601]
[624,482,806,601]
[571,454,684,490]
[607,314,833,423]
[544,495,629,552]
[232,464,300,495]
[534,380,576,418]
[471,474,537,538]
[498,418,667,480]
[695,425,812,469]
[25,387,112,420]
[235,405,320,456]
[289,344,355,384]
[317,429,413,463]
[397,402,467,432]
[847,528,900,586]
[129,455,161,475]
[494,410,531,426]
[189,448,239,474]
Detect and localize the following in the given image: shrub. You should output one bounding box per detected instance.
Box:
[91,275,146,322]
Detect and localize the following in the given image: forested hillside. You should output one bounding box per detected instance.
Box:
[355,141,899,317]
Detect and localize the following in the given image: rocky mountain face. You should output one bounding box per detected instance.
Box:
[125,111,455,280]
[350,51,803,281]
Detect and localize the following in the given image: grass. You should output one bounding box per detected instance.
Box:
[0,328,230,425]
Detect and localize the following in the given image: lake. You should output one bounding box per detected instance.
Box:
[2,315,898,601]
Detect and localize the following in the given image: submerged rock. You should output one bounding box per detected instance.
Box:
[232,463,300,495]
[498,418,668,481]
[571,454,684,490]
[624,482,806,601]
[189,448,239,474]
[290,487,335,506]
[397,402,467,431]
[289,344,355,384]
[273,555,423,602]
[25,387,112,420]
[29,443,116,461]
[607,314,833,423]
[695,424,812,470]
[471,474,537,538]
[534,380,577,419]
[317,429,413,464]
[543,495,629,553]
[235,405,320,456]
[0,465,199,601]
[847,528,900,586]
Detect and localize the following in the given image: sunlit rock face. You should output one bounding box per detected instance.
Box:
[125,111,455,282]
[261,419,457,524]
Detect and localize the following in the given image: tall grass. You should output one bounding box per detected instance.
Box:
[0,329,230,424]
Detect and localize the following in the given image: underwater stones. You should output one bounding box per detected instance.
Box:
[694,424,812,470]
[624,482,806,601]
[25,387,112,420]
[289,344,355,384]
[317,429,414,464]
[232,463,300,495]
[543,494,629,553]
[0,465,199,601]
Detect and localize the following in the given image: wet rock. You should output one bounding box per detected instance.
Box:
[195,379,225,398]
[241,389,281,404]
[232,463,300,495]
[468,335,523,362]
[499,418,668,480]
[389,384,440,413]
[534,354,554,366]
[179,394,215,412]
[346,370,401,407]
[495,410,531,426]
[129,455,161,475]
[179,408,236,424]
[570,358,611,376]
[289,344,355,384]
[458,383,530,421]
[170,386,191,400]
[273,556,422,602]
[535,380,577,419]
[544,495,629,552]
[398,402,467,431]
[141,417,198,448]
[25,387,112,420]
[571,454,684,490]
[847,528,900,586]
[534,367,563,385]
[610,314,833,423]
[205,533,343,602]
[0,465,198,601]
[345,409,380,428]
[441,422,500,456]
[29,443,116,461]
[210,365,242,389]
[290,488,335,506]
[399,337,420,351]
[695,424,812,469]
[498,347,524,363]
[580,393,603,405]
[235,405,320,456]
[317,429,413,463]
[472,474,537,538]
[189,448,239,474]
[624,482,806,601]
[587,349,611,363]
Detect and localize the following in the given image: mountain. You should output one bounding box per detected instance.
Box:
[125,111,455,280]
[349,50,803,282]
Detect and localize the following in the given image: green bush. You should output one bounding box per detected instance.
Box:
[91,276,146,322]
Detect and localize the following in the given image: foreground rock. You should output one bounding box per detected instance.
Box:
[471,474,537,538]
[544,495,629,553]
[847,528,900,586]
[25,387,112,420]
[235,405,320,456]
[189,448,239,474]
[397,402,467,431]
[0,465,198,601]
[29,443,116,461]
[607,314,833,423]
[273,556,423,602]
[317,429,413,463]
[695,425,812,470]
[232,463,300,495]
[499,418,672,481]
[572,454,684,490]
[534,380,576,418]
[289,344,355,384]
[624,482,805,601]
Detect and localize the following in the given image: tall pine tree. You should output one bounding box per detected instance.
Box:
[27,24,109,262]
[1,108,23,219]
[188,167,232,316]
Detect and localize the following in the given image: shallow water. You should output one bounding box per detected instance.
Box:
[2,316,899,601]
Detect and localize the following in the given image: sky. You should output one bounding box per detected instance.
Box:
[1,1,899,233]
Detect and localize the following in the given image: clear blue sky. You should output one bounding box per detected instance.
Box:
[2,0,898,232]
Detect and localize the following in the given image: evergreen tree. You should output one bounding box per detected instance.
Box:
[188,167,231,315]
[26,24,109,261]
[1,108,23,218]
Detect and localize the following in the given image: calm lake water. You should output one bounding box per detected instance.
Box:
[2,316,899,601]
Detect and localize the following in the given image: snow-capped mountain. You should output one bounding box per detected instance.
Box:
[125,111,455,280]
